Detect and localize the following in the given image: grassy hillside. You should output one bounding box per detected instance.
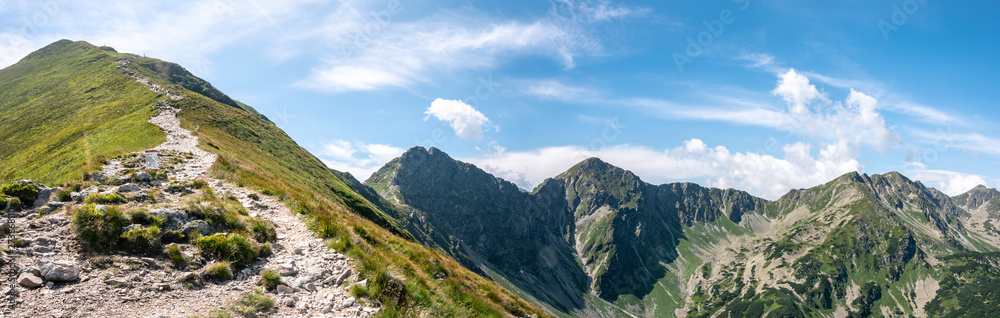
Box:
[0,40,165,183]
[0,40,549,317]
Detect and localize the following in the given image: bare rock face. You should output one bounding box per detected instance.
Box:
[39,260,80,282]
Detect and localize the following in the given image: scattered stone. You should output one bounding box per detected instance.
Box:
[335,268,352,286]
[177,272,203,287]
[276,285,294,294]
[17,273,43,288]
[104,278,130,287]
[71,186,99,202]
[136,172,152,182]
[39,260,80,282]
[118,184,142,192]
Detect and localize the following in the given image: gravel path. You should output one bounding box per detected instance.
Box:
[1,61,376,318]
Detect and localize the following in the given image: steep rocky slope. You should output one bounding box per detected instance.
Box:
[365,147,1000,317]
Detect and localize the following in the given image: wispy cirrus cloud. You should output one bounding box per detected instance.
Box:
[298,0,649,93]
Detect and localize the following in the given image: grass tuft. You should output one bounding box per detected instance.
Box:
[203,261,233,280]
[193,233,260,266]
[259,269,280,291]
[71,204,128,251]
[231,287,274,317]
[164,244,187,267]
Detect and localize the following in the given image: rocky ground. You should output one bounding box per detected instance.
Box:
[0,61,377,318]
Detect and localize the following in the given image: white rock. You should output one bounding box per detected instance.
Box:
[38,260,79,282]
[17,273,43,288]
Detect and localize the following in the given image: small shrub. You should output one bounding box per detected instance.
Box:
[0,195,7,209]
[204,261,234,280]
[248,219,277,243]
[0,183,39,205]
[289,200,309,215]
[84,193,126,204]
[126,208,164,226]
[260,242,272,257]
[0,221,11,235]
[247,193,259,201]
[231,287,274,317]
[192,180,208,189]
[196,308,232,318]
[165,244,187,267]
[120,225,161,255]
[259,269,280,290]
[55,190,72,202]
[71,204,128,251]
[193,234,260,266]
[161,229,186,245]
[261,189,275,196]
[5,197,19,211]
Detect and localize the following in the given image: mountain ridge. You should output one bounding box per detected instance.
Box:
[364,145,1000,317]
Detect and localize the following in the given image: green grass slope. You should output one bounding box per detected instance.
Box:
[0,40,165,183]
[0,39,549,318]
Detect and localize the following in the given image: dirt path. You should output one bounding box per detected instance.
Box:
[2,61,376,318]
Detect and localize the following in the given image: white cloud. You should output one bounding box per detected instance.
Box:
[556,0,650,22]
[905,169,988,196]
[0,0,323,72]
[318,140,405,181]
[772,68,830,115]
[521,79,597,102]
[299,6,610,92]
[425,98,495,140]
[466,139,862,200]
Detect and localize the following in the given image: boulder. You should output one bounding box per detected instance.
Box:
[38,260,80,282]
[31,187,56,210]
[117,184,142,193]
[71,186,99,202]
[136,172,152,182]
[179,220,212,236]
[151,208,190,231]
[17,273,43,288]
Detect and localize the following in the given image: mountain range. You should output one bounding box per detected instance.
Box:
[351,146,1000,317]
[3,40,1000,317]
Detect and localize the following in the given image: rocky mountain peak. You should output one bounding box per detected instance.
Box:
[954,184,1000,210]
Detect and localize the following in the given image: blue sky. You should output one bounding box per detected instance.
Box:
[2,0,999,199]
